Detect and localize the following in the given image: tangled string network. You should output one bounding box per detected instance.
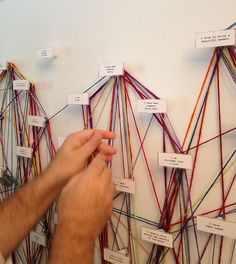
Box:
[0,23,235,264]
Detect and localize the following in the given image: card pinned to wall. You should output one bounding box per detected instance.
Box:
[197,216,236,239]
[37,48,55,59]
[98,62,124,77]
[104,248,130,264]
[158,152,192,169]
[28,115,45,128]
[16,146,33,159]
[136,99,167,113]
[13,80,30,91]
[141,227,173,248]
[113,177,136,194]
[195,29,236,48]
[30,231,47,247]
[0,61,7,71]
[67,93,89,105]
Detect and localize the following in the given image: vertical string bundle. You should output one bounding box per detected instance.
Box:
[81,71,187,263]
[0,63,56,264]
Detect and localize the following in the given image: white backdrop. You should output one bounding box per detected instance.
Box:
[0,0,235,263]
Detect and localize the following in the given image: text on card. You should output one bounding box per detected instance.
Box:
[142,227,173,248]
[158,153,192,169]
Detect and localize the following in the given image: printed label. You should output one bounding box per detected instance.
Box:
[113,178,136,194]
[58,137,66,148]
[197,216,236,239]
[142,227,173,248]
[16,146,33,159]
[13,80,30,91]
[158,153,192,169]
[30,231,47,247]
[136,99,167,113]
[28,115,45,127]
[195,29,236,48]
[67,93,89,105]
[104,248,129,264]
[98,62,124,77]
[0,61,7,71]
[37,48,54,59]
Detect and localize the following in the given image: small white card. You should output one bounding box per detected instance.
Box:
[37,48,54,59]
[113,178,136,194]
[58,137,66,148]
[104,248,129,264]
[13,80,30,91]
[196,29,236,48]
[16,146,33,159]
[136,99,167,113]
[30,231,47,247]
[28,115,45,127]
[197,216,236,239]
[141,227,173,248]
[158,153,192,169]
[67,93,89,105]
[0,61,7,71]
[98,62,124,77]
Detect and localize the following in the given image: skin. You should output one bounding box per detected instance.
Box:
[0,129,116,262]
[50,153,115,264]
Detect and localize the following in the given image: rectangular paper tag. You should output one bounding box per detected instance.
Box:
[98,62,124,77]
[16,146,33,159]
[136,99,167,113]
[37,48,54,59]
[104,248,129,264]
[28,115,45,127]
[13,80,30,91]
[0,61,7,71]
[113,178,136,194]
[197,216,236,239]
[67,93,89,105]
[195,29,236,48]
[30,231,47,247]
[158,153,192,169]
[58,137,66,148]
[141,227,173,248]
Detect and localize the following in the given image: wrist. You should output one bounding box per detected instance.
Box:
[50,219,95,263]
[43,164,68,189]
[57,217,96,242]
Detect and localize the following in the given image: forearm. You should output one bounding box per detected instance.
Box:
[49,220,95,264]
[0,168,64,259]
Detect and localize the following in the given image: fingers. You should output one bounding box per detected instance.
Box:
[68,129,95,148]
[88,153,108,176]
[98,142,117,155]
[95,130,116,140]
[76,131,116,161]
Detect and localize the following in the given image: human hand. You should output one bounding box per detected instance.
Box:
[45,129,116,184]
[57,152,115,240]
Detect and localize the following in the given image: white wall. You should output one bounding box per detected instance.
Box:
[0,0,235,263]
